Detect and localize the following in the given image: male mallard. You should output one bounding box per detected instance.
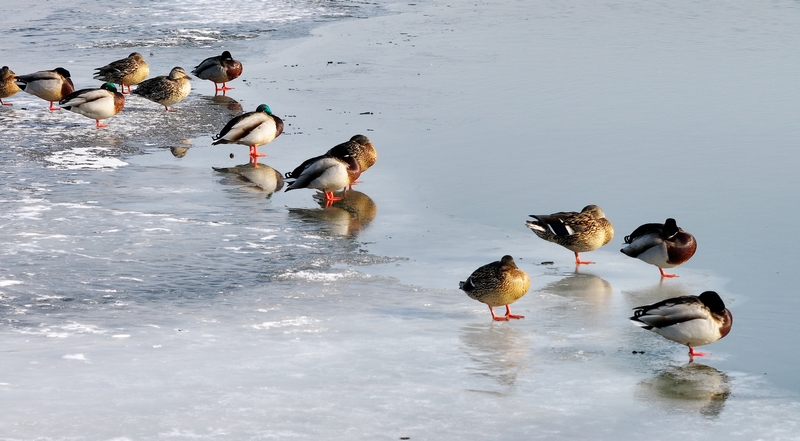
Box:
[284,135,376,190]
[212,104,283,165]
[0,66,21,106]
[525,205,614,265]
[132,66,192,111]
[191,51,243,93]
[630,291,732,359]
[621,218,697,278]
[93,52,150,94]
[459,255,531,321]
[59,83,125,128]
[285,155,360,205]
[14,67,75,111]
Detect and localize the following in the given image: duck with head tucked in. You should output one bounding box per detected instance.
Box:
[459,255,531,321]
[621,218,697,278]
[0,66,21,106]
[212,104,283,166]
[284,134,376,190]
[14,67,74,111]
[285,154,360,206]
[630,291,732,359]
[59,82,125,128]
[132,66,192,111]
[93,52,150,94]
[525,205,614,265]
[192,51,243,94]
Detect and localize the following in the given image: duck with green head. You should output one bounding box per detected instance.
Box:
[212,104,284,165]
[59,82,125,128]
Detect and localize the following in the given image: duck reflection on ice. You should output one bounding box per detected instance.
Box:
[636,363,731,417]
[212,162,284,196]
[288,190,377,238]
[201,93,243,113]
[540,271,613,306]
[460,323,531,391]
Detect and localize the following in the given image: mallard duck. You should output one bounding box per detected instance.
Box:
[284,134,376,190]
[621,218,697,278]
[0,66,21,106]
[59,83,125,128]
[191,51,243,93]
[525,205,614,265]
[630,291,732,359]
[459,255,531,321]
[212,162,284,194]
[14,67,74,111]
[212,104,283,165]
[131,66,192,111]
[93,52,150,94]
[285,155,360,205]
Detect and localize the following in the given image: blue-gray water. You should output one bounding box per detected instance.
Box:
[2,0,800,439]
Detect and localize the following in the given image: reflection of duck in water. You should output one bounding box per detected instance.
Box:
[460,255,531,321]
[460,323,531,391]
[525,205,614,265]
[636,363,730,417]
[540,271,613,309]
[203,94,243,113]
[621,218,697,278]
[288,190,377,237]
[212,162,284,195]
[630,291,733,359]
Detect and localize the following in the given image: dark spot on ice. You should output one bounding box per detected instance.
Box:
[230,153,234,158]
[540,261,554,265]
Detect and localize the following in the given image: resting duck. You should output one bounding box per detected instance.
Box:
[621,218,697,278]
[212,104,283,165]
[525,205,614,265]
[0,66,21,106]
[132,66,192,111]
[284,135,376,189]
[14,67,74,111]
[93,52,150,94]
[459,255,531,321]
[192,51,243,93]
[630,291,732,359]
[59,83,125,128]
[285,155,360,205]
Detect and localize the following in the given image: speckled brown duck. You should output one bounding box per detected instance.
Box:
[93,52,150,94]
[459,255,531,321]
[132,66,192,111]
[0,66,21,106]
[525,204,614,265]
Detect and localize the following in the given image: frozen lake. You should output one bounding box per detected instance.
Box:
[1,0,800,439]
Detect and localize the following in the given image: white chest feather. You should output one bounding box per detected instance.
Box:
[635,243,673,268]
[653,318,721,347]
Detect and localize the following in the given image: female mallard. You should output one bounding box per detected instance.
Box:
[621,218,697,278]
[93,52,150,94]
[630,291,732,359]
[284,135,376,190]
[14,67,74,111]
[59,83,125,128]
[212,104,283,165]
[0,66,20,106]
[285,155,360,205]
[132,66,192,111]
[191,51,243,93]
[459,255,531,321]
[525,205,614,265]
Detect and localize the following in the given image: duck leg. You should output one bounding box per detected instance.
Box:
[216,82,234,92]
[1,99,11,106]
[488,306,509,321]
[249,145,267,165]
[48,101,62,111]
[504,304,524,320]
[659,268,678,278]
[95,120,108,128]
[574,252,594,265]
[688,347,708,358]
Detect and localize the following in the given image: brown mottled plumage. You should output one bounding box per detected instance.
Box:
[132,67,192,111]
[93,52,150,94]
[192,51,243,93]
[15,67,75,110]
[525,204,614,265]
[459,255,531,321]
[0,66,21,106]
